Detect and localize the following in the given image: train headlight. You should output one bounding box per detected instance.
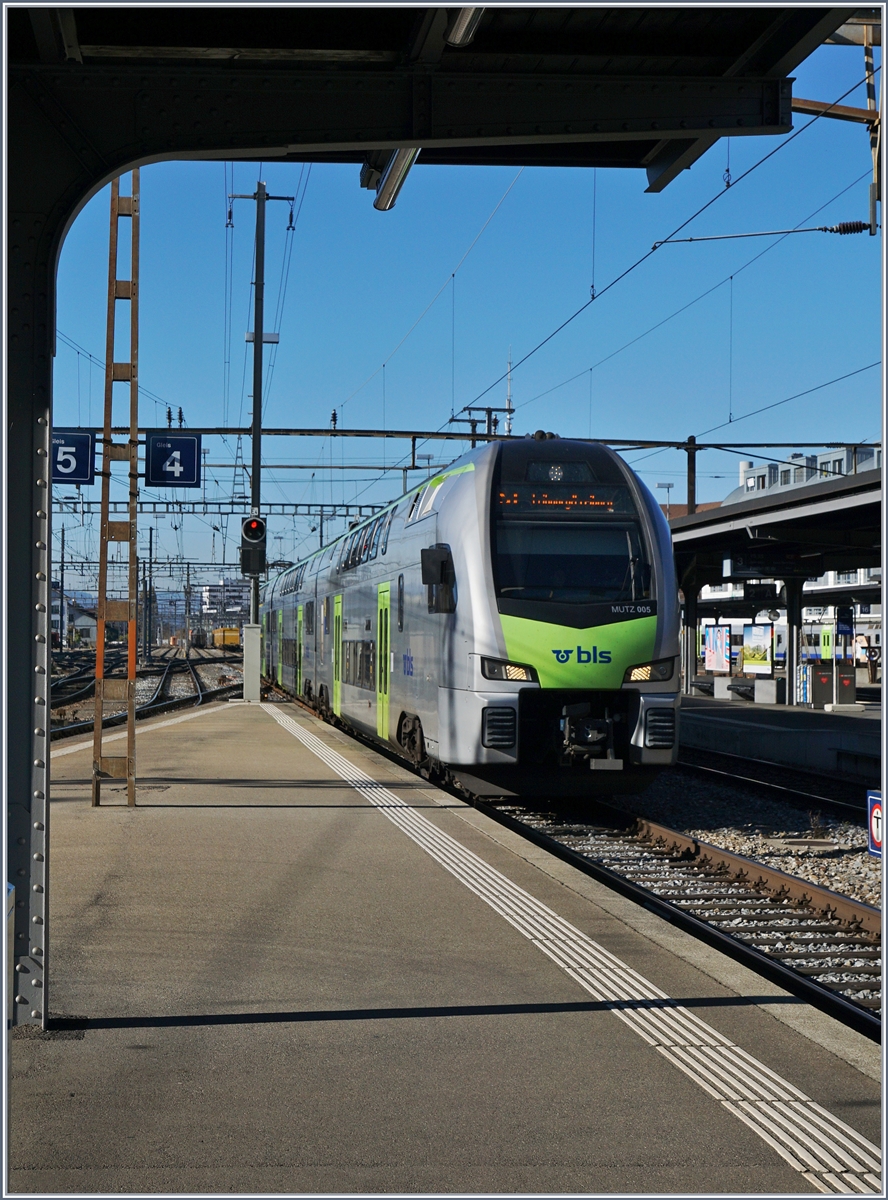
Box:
[623,658,675,683]
[481,657,538,683]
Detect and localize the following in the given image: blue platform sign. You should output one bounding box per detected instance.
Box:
[836,606,854,637]
[867,791,882,858]
[51,429,95,485]
[146,432,202,488]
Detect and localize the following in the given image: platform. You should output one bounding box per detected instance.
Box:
[10,700,881,1194]
[680,695,882,784]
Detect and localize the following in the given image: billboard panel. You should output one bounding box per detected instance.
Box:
[742,624,773,676]
[704,625,730,674]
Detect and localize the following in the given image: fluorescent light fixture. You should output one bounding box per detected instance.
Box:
[373,147,420,211]
[445,7,485,47]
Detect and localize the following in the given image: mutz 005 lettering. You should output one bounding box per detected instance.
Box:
[403,653,414,676]
[553,646,612,664]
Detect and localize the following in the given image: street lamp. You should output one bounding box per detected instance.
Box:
[656,482,674,520]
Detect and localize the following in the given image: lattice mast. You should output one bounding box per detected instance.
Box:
[92,172,140,806]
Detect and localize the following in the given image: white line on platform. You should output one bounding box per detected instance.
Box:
[50,703,227,758]
[262,703,882,1196]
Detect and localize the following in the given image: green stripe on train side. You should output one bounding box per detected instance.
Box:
[500,614,658,689]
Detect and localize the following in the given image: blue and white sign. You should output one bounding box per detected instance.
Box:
[146,432,202,488]
[51,429,95,485]
[836,606,855,637]
[867,791,881,858]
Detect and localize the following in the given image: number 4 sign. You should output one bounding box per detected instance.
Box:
[146,433,202,488]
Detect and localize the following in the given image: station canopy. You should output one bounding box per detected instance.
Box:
[8,6,858,192]
[670,469,882,609]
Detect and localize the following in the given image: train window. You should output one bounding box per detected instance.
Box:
[360,523,374,563]
[381,507,396,555]
[305,600,315,635]
[368,516,383,560]
[341,640,375,690]
[415,479,443,520]
[397,574,404,631]
[407,489,425,522]
[492,522,648,604]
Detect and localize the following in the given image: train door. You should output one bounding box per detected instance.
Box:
[297,604,303,696]
[277,608,283,687]
[377,582,390,739]
[333,594,342,715]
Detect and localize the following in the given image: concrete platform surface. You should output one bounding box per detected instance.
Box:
[9,700,881,1195]
[680,695,881,782]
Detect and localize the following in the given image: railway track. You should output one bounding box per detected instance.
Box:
[676,747,874,816]
[473,794,881,1041]
[50,648,243,739]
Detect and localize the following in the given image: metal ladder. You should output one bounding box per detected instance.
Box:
[92,171,140,806]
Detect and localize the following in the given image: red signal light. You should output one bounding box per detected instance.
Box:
[241,515,266,543]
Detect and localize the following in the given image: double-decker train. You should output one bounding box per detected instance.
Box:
[261,435,680,797]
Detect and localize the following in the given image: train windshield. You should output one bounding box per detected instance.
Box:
[493,521,649,604]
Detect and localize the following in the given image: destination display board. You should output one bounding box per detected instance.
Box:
[496,485,636,516]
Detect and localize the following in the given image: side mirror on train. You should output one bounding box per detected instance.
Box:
[421,546,453,585]
[421,544,456,614]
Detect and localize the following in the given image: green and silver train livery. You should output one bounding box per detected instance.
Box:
[261,436,680,798]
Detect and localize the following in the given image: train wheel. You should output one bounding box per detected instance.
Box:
[398,713,426,766]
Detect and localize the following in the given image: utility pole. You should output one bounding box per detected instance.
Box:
[229,181,294,623]
[229,182,294,704]
[59,525,65,648]
[505,350,513,436]
[141,554,148,663]
[147,525,153,657]
[250,178,266,628]
[184,562,191,652]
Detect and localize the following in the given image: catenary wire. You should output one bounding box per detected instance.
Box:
[460,67,881,411]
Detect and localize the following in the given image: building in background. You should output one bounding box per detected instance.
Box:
[200,577,251,628]
[724,446,880,505]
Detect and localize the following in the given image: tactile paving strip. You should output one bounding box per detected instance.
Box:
[264,705,882,1195]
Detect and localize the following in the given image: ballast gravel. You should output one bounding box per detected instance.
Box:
[615,769,882,911]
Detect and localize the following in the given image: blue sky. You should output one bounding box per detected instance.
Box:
[52,35,883,583]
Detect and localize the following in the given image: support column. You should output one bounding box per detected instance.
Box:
[686,435,697,516]
[682,582,699,696]
[7,210,55,1027]
[784,578,804,706]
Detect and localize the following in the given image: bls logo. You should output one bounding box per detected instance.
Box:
[552,646,612,664]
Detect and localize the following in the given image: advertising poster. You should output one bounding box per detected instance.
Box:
[704,625,730,674]
[742,624,773,675]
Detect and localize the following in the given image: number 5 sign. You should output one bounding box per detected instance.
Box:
[51,430,95,484]
[146,433,202,488]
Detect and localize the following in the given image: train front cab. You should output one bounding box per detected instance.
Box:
[440,438,680,797]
